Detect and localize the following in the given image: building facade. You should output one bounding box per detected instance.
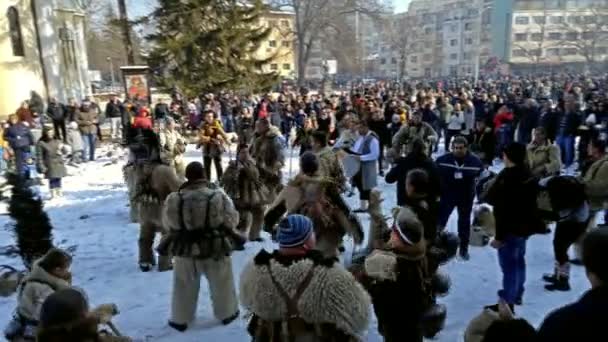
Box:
[256,10,297,79]
[508,0,608,72]
[0,0,90,118]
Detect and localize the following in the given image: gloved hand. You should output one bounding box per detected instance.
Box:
[91,304,119,324]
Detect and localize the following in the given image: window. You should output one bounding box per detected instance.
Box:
[563,48,578,55]
[515,33,528,41]
[270,64,278,70]
[596,47,608,54]
[549,16,564,24]
[410,55,418,63]
[450,39,458,46]
[425,68,432,77]
[533,16,546,24]
[548,32,562,40]
[424,41,431,49]
[464,22,473,31]
[568,16,582,24]
[463,52,472,60]
[531,33,543,41]
[512,49,526,57]
[546,48,560,57]
[450,53,458,60]
[423,54,432,60]
[582,31,594,40]
[450,24,458,32]
[7,7,24,57]
[269,40,277,47]
[566,32,578,40]
[425,27,432,35]
[515,16,530,25]
[449,66,458,75]
[280,20,290,27]
[391,57,397,64]
[530,49,541,57]
[381,58,387,65]
[282,41,290,48]
[282,63,291,70]
[268,20,278,27]
[583,16,595,24]
[468,9,478,17]
[466,38,473,45]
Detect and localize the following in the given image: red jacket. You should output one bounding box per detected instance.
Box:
[132,107,153,129]
[493,111,514,133]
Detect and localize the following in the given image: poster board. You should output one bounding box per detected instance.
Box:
[120,66,151,107]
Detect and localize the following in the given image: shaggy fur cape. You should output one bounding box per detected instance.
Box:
[240,250,371,340]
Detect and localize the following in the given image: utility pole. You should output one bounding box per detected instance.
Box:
[117,0,135,65]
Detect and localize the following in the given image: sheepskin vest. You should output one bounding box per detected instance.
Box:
[158,180,239,259]
[240,250,371,342]
[221,159,271,209]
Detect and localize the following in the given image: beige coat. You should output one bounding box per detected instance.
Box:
[240,250,371,341]
[527,142,561,178]
[583,155,608,211]
[391,122,438,155]
[17,262,70,321]
[160,180,239,259]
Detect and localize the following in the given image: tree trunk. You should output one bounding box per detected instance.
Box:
[297,41,307,86]
[117,0,135,65]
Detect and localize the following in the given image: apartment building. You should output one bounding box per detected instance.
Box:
[256,10,297,79]
[508,0,608,71]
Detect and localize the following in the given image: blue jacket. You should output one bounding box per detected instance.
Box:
[436,152,483,197]
[4,123,34,150]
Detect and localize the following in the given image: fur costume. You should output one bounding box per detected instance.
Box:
[240,249,371,341]
[221,158,271,209]
[391,122,437,156]
[159,128,187,180]
[316,147,347,193]
[16,262,70,323]
[464,308,501,342]
[264,174,364,257]
[582,155,608,211]
[527,142,562,178]
[125,128,182,271]
[470,204,495,247]
[159,180,239,259]
[250,126,285,199]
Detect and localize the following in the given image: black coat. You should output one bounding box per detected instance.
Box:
[471,127,496,166]
[369,118,389,146]
[36,138,67,179]
[538,286,608,342]
[484,166,543,241]
[154,103,169,120]
[385,153,440,206]
[46,103,66,122]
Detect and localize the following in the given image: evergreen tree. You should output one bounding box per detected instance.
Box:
[7,174,54,269]
[147,0,279,96]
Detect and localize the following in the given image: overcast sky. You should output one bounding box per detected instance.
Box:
[394,0,412,13]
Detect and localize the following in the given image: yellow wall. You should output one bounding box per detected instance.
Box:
[257,12,297,79]
[0,0,46,119]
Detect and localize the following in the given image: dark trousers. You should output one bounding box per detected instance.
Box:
[498,236,527,304]
[49,178,62,190]
[378,145,385,173]
[203,156,223,182]
[14,148,30,179]
[554,220,588,264]
[556,134,574,166]
[353,171,370,200]
[53,120,67,142]
[438,194,474,248]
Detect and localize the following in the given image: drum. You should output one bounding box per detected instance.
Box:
[342,154,361,178]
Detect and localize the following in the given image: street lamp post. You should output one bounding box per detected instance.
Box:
[107,57,115,92]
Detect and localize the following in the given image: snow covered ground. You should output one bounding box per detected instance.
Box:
[0,144,598,341]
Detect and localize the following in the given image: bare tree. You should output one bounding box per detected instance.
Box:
[512,2,552,65]
[269,0,386,85]
[558,8,608,65]
[385,14,418,80]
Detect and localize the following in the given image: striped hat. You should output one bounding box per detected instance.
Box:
[277,214,313,248]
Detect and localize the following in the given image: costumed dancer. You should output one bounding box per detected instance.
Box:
[250,118,285,205]
[197,110,229,182]
[159,117,187,180]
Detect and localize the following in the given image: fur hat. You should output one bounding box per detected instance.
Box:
[277,214,313,248]
[394,207,423,245]
[502,142,527,166]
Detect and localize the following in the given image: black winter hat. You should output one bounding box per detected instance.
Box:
[185,161,205,181]
[503,142,527,166]
[300,152,319,175]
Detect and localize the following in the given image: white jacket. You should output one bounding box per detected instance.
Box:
[17,262,70,321]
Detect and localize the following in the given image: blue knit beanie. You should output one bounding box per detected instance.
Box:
[277,214,313,248]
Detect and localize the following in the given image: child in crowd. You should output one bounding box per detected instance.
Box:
[66,121,83,165]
